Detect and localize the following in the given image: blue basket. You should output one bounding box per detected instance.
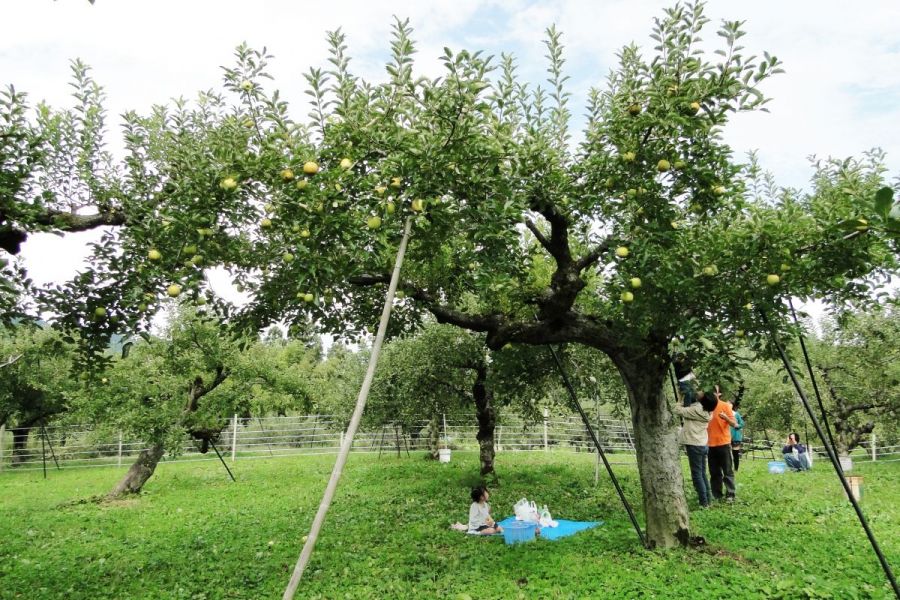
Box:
[502,521,537,545]
[768,460,786,474]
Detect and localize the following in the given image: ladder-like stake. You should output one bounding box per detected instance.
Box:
[283,218,413,600]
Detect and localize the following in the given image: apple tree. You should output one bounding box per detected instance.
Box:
[24,3,900,546]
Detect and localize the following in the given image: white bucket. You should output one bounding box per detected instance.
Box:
[839,455,853,473]
[438,448,451,464]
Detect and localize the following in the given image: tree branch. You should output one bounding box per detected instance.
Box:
[35,209,127,232]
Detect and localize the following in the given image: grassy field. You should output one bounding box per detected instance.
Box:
[0,451,897,599]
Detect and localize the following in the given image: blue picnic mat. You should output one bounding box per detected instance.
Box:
[496,517,603,541]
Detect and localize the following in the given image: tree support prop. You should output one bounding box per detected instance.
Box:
[283,218,413,600]
[761,309,898,598]
[548,345,647,549]
[209,440,236,482]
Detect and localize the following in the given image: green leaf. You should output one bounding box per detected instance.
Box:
[874,187,893,220]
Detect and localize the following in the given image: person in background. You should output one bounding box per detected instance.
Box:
[782,432,811,471]
[707,385,738,503]
[468,485,503,534]
[674,392,718,508]
[673,353,704,407]
[730,400,745,472]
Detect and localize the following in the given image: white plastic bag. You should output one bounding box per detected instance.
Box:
[539,505,558,528]
[513,498,543,524]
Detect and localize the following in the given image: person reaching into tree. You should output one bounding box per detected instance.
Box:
[674,392,718,508]
[707,385,738,503]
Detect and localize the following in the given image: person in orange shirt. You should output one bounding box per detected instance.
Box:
[707,385,738,502]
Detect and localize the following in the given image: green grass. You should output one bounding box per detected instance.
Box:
[0,451,897,599]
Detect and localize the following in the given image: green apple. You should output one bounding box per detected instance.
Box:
[735,329,745,338]
[167,284,182,298]
[282,252,295,263]
[296,178,308,190]
[657,159,671,172]
[630,277,642,289]
[302,161,319,175]
[390,176,402,188]
[702,265,718,276]
[375,185,387,195]
[300,228,311,238]
[621,291,634,303]
[615,246,630,258]
[766,274,780,286]
[339,158,353,170]
[280,168,294,181]
[780,263,791,272]
[190,255,203,266]
[239,80,253,91]
[220,177,238,191]
[148,249,162,261]
[627,103,641,116]
[713,185,726,196]
[386,201,396,214]
[94,306,107,318]
[260,218,273,229]
[673,160,686,170]
[689,101,701,114]
[367,216,382,230]
[303,293,314,303]
[622,151,636,163]
[183,244,197,255]
[411,199,424,212]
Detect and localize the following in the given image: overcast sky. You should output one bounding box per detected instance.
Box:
[4,0,900,300]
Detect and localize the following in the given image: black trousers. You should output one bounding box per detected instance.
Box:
[708,444,736,499]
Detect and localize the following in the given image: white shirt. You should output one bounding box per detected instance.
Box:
[468,502,492,530]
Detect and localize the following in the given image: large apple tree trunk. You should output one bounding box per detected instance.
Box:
[10,426,31,465]
[472,363,497,479]
[614,351,691,549]
[107,443,165,498]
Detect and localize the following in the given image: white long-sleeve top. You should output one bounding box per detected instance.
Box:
[468,501,492,530]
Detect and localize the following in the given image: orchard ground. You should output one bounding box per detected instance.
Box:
[0,452,897,599]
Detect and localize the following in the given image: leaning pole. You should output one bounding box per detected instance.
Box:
[283,217,413,600]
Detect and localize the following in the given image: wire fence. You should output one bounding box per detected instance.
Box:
[0,416,896,473]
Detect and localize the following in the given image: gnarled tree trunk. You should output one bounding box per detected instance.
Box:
[614,351,691,549]
[472,364,497,478]
[10,426,31,465]
[108,443,165,497]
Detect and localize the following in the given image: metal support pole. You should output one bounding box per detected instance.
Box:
[209,440,236,482]
[872,433,877,462]
[40,427,47,479]
[543,409,549,452]
[547,345,647,548]
[117,432,123,467]
[41,425,60,470]
[0,423,5,473]
[761,309,898,597]
[231,414,238,463]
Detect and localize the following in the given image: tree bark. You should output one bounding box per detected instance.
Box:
[107,443,165,497]
[472,364,497,479]
[427,415,440,460]
[10,427,31,465]
[614,352,691,549]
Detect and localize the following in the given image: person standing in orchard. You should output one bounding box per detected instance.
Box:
[730,399,745,472]
[707,386,738,502]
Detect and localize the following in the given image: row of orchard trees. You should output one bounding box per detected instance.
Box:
[2,1,900,547]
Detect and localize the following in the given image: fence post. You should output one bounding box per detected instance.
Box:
[340,430,345,449]
[497,426,503,453]
[543,408,549,452]
[231,414,238,463]
[871,433,876,462]
[0,423,5,472]
[442,413,447,445]
[117,432,123,467]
